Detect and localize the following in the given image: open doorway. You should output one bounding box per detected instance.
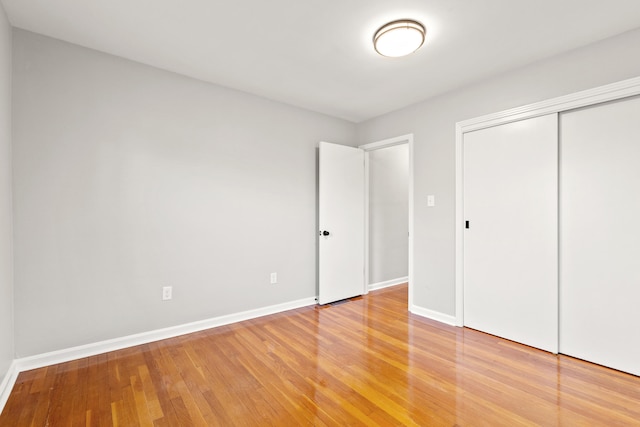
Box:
[360,134,414,309]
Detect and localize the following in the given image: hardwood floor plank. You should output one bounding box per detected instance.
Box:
[2,284,640,426]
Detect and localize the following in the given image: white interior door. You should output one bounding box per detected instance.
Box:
[463,114,558,353]
[318,141,365,305]
[560,96,640,376]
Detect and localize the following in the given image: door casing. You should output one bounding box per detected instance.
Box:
[360,134,415,311]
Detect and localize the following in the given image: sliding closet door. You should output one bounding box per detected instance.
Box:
[464,114,558,353]
[560,96,640,376]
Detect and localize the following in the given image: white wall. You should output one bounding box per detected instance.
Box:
[357,28,640,317]
[0,4,13,381]
[368,145,408,284]
[12,30,356,357]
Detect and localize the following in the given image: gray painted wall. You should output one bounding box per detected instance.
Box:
[8,24,640,360]
[12,30,356,357]
[0,4,13,379]
[368,145,408,284]
[357,28,640,317]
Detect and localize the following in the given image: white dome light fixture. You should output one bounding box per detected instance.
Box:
[373,20,426,58]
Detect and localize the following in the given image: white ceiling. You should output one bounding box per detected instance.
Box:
[2,1,640,122]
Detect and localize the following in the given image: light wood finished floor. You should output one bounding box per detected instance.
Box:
[2,284,640,426]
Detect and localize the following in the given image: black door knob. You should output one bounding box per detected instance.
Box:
[322,230,330,236]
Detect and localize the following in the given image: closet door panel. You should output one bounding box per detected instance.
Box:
[464,114,558,353]
[560,96,640,376]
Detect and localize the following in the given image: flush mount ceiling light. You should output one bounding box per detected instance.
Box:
[373,19,426,58]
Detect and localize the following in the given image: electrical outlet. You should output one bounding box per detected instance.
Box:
[270,272,277,284]
[162,286,172,300]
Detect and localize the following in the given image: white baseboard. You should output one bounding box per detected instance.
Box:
[0,360,19,414]
[410,304,457,326]
[0,295,316,415]
[368,276,408,292]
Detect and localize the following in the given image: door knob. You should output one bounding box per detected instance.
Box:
[320,230,330,236]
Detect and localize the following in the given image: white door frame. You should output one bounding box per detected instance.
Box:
[359,134,414,310]
[455,76,640,327]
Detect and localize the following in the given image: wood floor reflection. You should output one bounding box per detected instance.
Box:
[2,284,640,426]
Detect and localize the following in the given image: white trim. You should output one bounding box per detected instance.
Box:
[0,361,19,413]
[368,276,408,292]
[359,134,414,152]
[359,134,414,311]
[13,296,316,373]
[410,305,457,326]
[458,76,640,134]
[455,121,464,326]
[408,138,414,311]
[455,75,640,327]
[363,150,371,294]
